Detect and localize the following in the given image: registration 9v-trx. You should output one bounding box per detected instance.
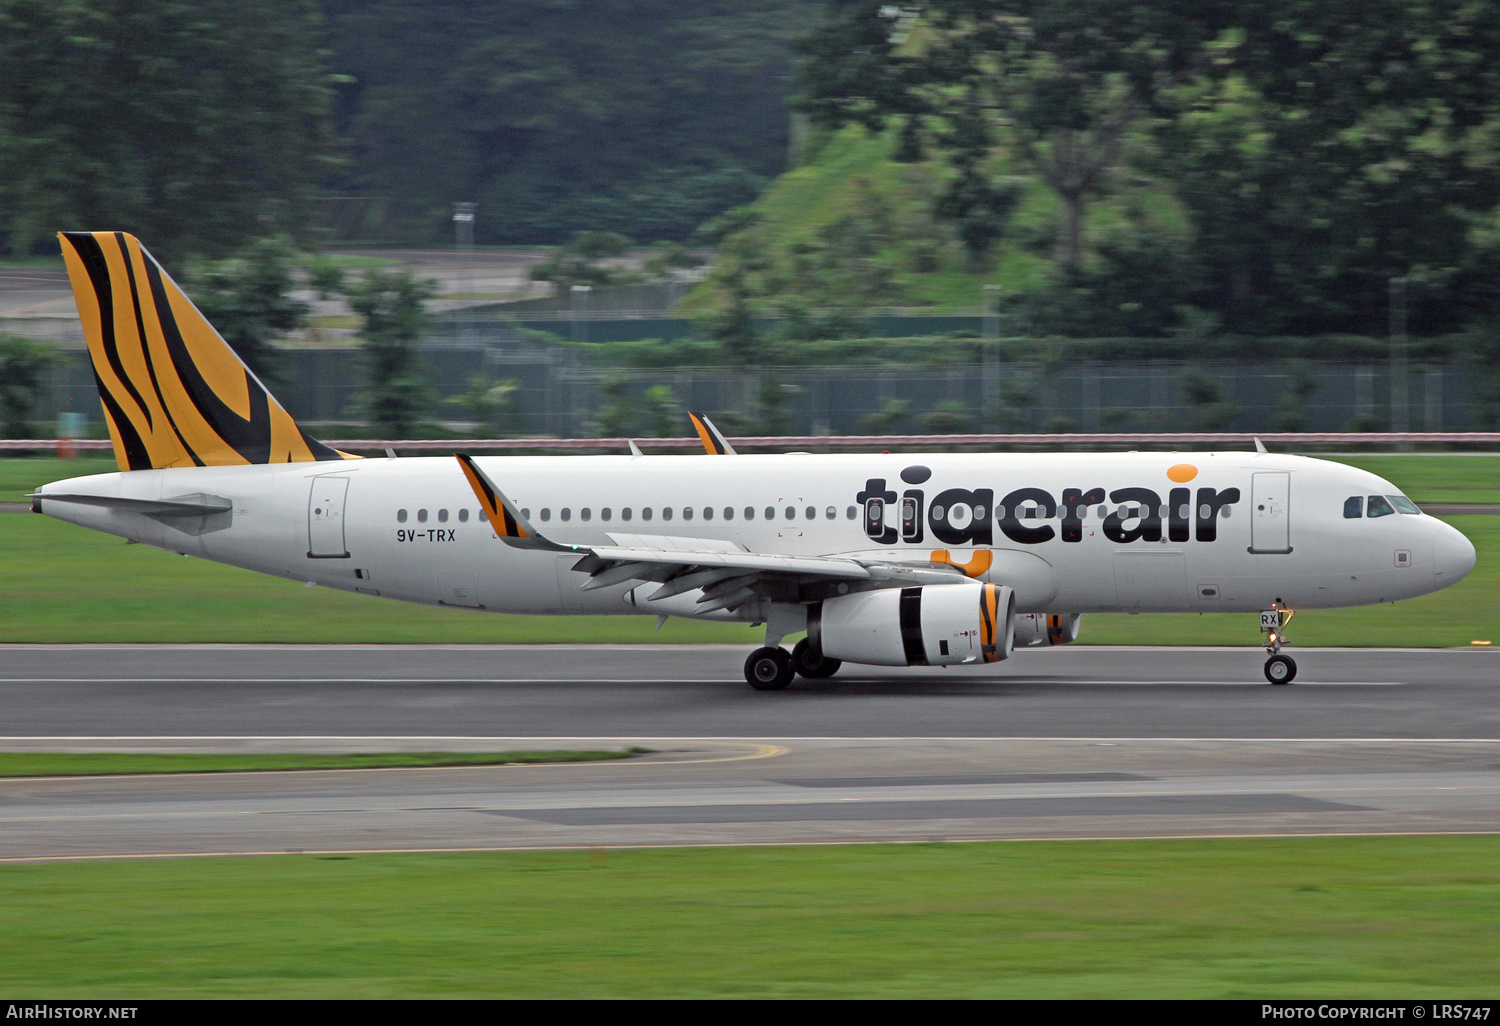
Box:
[35,232,1478,689]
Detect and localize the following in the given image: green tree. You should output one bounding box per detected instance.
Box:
[347,269,436,437]
[639,384,680,437]
[861,397,910,433]
[323,0,815,243]
[587,373,640,437]
[529,231,639,291]
[1153,1,1500,333]
[446,373,521,436]
[1267,360,1321,431]
[188,236,308,384]
[0,0,339,263]
[0,336,54,437]
[796,1,1210,264]
[1177,366,1238,431]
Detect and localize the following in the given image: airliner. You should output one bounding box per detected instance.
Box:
[32,232,1478,688]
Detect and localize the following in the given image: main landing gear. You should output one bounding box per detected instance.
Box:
[1260,606,1298,685]
[743,639,844,690]
[744,647,794,690]
[791,638,842,679]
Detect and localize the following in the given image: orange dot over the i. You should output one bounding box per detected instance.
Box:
[1167,464,1199,483]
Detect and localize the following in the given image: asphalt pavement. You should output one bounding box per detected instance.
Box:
[0,644,1496,860]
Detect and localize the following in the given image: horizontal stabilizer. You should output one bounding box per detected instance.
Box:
[37,492,232,517]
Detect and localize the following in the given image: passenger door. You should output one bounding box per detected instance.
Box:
[307,476,350,558]
[1249,472,1291,554]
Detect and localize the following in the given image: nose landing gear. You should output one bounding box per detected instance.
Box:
[1260,606,1297,684]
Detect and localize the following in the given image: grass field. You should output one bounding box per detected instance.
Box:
[1331,455,1500,505]
[2,454,1495,646]
[0,837,1497,997]
[0,750,641,778]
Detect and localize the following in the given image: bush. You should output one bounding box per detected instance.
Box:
[0,336,55,438]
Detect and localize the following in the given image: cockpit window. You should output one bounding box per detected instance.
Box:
[1343,496,1363,519]
[1389,494,1422,515]
[1366,495,1396,518]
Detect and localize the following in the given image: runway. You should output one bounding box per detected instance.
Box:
[1,645,1496,860]
[1,644,1495,738]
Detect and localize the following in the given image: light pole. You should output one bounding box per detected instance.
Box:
[453,202,477,343]
[1389,275,1409,436]
[571,284,592,344]
[982,283,1001,431]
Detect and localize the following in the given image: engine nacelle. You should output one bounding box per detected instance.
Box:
[817,582,1014,667]
[1012,612,1082,648]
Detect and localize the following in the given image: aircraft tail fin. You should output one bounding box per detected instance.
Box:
[57,231,354,471]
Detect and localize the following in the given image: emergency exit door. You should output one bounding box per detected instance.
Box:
[308,476,350,558]
[1249,472,1291,553]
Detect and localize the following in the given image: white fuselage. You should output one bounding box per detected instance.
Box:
[37,451,1476,621]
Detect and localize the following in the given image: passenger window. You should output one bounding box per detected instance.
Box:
[765,506,776,520]
[662,507,672,521]
[519,509,528,520]
[1367,495,1395,518]
[683,507,694,521]
[973,504,987,520]
[825,506,836,520]
[458,508,469,523]
[744,507,755,520]
[580,508,591,521]
[437,509,449,523]
[601,508,611,521]
[621,508,632,521]
[995,505,1006,520]
[560,508,572,522]
[784,506,795,520]
[702,507,713,521]
[397,509,408,523]
[805,506,815,520]
[724,507,734,521]
[539,508,551,522]
[642,508,652,521]
[1389,495,1422,515]
[846,506,857,519]
[1344,496,1363,519]
[417,509,428,523]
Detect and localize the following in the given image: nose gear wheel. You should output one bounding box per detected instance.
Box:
[1264,653,1297,684]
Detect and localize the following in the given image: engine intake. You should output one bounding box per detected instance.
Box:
[817,582,1014,667]
[1012,613,1082,647]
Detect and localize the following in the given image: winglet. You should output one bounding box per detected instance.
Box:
[688,411,736,455]
[455,453,571,551]
[1253,436,1268,453]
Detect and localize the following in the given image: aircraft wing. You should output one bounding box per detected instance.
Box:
[455,454,964,612]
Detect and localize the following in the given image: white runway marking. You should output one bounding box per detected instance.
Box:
[0,676,1411,686]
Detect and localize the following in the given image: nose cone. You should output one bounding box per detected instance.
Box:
[1433,523,1477,589]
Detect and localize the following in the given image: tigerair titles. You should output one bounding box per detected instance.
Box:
[857,465,1240,547]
